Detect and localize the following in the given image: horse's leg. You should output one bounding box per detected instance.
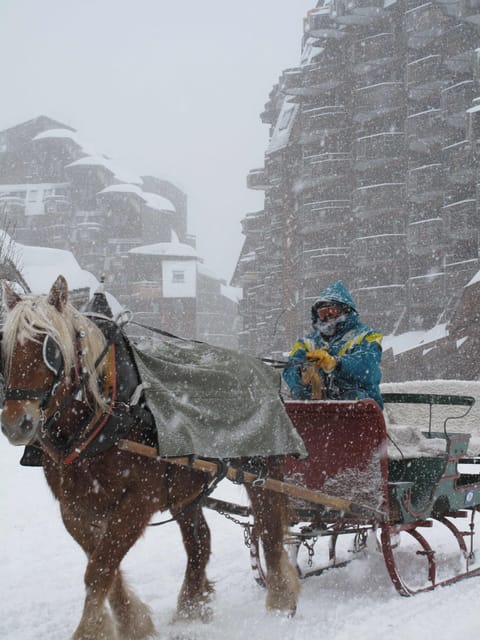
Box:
[62,497,155,640]
[59,506,119,640]
[174,504,214,622]
[246,460,300,615]
[108,570,155,640]
[168,467,214,622]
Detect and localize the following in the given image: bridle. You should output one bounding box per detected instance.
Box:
[4,329,114,463]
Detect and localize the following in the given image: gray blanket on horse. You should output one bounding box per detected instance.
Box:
[130,337,306,459]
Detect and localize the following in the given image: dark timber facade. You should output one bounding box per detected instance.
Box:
[234,0,480,368]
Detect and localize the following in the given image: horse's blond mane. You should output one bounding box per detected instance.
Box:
[2,295,108,410]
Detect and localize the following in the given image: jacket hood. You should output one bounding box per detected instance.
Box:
[314,280,357,312]
[311,281,358,329]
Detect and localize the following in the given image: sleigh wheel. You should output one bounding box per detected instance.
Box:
[380,522,436,596]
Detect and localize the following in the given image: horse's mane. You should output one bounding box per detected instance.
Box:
[2,295,108,410]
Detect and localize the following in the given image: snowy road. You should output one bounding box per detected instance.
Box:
[1,441,480,640]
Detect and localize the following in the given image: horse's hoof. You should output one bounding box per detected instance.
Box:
[173,602,213,624]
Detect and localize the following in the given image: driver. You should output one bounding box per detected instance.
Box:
[282,280,383,408]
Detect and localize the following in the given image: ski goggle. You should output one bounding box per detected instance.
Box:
[316,304,346,321]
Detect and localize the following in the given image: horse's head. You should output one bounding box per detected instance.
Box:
[1,276,107,448]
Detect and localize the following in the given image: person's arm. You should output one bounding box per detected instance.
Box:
[282,340,311,399]
[336,334,382,387]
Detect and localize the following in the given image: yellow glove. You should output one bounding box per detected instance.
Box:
[306,349,337,373]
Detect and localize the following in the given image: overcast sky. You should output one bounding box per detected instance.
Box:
[0,0,314,282]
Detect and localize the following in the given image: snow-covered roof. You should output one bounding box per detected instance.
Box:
[467,102,480,114]
[65,156,142,185]
[383,323,448,355]
[32,128,98,156]
[221,283,242,303]
[0,230,123,314]
[466,270,480,287]
[98,184,175,212]
[129,242,199,258]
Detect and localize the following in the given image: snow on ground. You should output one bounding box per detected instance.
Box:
[2,383,480,639]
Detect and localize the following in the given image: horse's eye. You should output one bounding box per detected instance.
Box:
[43,336,63,376]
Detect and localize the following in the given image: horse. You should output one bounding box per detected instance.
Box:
[0,276,300,640]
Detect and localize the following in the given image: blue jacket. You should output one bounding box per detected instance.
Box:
[282,281,383,408]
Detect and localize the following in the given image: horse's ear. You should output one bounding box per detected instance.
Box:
[47,275,68,311]
[2,281,22,310]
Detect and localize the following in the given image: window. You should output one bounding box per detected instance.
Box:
[172,270,185,283]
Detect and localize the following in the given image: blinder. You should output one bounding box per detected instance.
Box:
[42,335,63,376]
[3,335,63,404]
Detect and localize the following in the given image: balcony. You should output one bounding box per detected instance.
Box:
[407,218,444,254]
[351,33,398,75]
[354,132,405,171]
[301,199,350,230]
[406,109,446,153]
[285,61,347,98]
[442,139,476,184]
[353,82,404,123]
[0,195,25,216]
[442,198,478,240]
[407,274,445,316]
[301,105,349,137]
[304,6,346,39]
[332,0,387,25]
[407,164,444,203]
[300,152,351,189]
[405,3,449,49]
[43,194,72,214]
[354,285,406,317]
[307,248,349,276]
[353,182,406,215]
[407,55,446,101]
[247,168,268,190]
[444,0,480,24]
[441,80,475,129]
[350,234,407,267]
[442,22,478,73]
[279,67,304,95]
[467,98,480,142]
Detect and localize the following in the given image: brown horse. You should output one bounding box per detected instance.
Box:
[0,276,299,640]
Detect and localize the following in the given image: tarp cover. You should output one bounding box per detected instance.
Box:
[130,337,307,459]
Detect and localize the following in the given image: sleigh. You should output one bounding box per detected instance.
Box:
[192,393,480,596]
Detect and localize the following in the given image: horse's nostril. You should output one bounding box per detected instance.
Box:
[22,417,34,432]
